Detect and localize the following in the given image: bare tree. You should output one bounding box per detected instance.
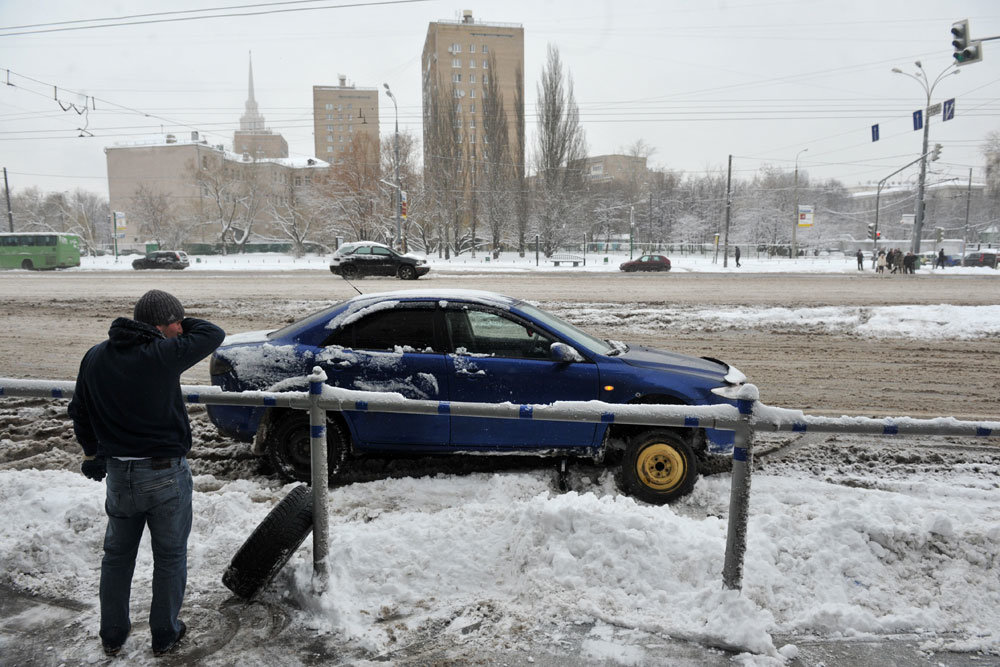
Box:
[423,71,465,258]
[481,52,514,256]
[128,184,175,248]
[312,132,384,243]
[513,63,529,256]
[533,44,587,256]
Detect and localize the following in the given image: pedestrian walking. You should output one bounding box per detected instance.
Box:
[856,249,864,270]
[876,250,887,274]
[734,246,741,267]
[68,290,225,657]
[936,248,946,269]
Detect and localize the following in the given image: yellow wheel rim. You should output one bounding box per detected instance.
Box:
[635,443,686,492]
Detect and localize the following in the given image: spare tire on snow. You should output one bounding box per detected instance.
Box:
[222,484,314,599]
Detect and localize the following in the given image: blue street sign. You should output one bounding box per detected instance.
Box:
[943,98,955,121]
[913,110,923,131]
[871,124,879,142]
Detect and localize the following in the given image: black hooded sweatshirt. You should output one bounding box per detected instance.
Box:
[68,317,225,459]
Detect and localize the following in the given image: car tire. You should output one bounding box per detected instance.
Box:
[221,484,313,599]
[619,429,698,504]
[267,410,348,483]
[340,264,358,280]
[397,265,417,280]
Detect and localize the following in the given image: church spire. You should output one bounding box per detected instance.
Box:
[240,51,265,132]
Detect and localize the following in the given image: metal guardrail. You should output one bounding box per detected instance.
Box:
[2,372,998,593]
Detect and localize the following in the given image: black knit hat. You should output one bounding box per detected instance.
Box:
[133,289,185,326]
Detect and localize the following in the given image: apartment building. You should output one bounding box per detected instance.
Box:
[312,75,380,165]
[421,10,524,175]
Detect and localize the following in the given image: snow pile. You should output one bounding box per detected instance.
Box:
[8,444,998,660]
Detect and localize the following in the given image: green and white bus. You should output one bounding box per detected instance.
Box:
[0,232,82,270]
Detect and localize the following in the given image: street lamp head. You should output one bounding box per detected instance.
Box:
[891,67,903,73]
[914,60,922,69]
[383,82,390,90]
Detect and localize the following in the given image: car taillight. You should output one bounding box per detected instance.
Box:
[209,355,233,376]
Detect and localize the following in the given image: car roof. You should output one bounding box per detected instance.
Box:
[338,241,391,250]
[343,289,520,310]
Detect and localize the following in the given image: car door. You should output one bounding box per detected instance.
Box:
[318,305,450,448]
[369,245,398,276]
[444,305,600,450]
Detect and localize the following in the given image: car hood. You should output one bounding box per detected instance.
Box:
[616,344,730,381]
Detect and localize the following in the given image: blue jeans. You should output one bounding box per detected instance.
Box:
[100,457,192,651]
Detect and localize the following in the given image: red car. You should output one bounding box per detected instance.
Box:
[620,254,671,272]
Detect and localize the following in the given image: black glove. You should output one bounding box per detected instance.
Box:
[81,456,107,482]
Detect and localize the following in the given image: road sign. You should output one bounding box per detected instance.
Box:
[871,124,880,142]
[912,109,923,131]
[943,98,955,121]
[926,102,942,116]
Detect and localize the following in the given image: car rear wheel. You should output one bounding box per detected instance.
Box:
[21,259,33,270]
[397,264,416,280]
[619,429,697,504]
[267,411,348,483]
[340,264,358,280]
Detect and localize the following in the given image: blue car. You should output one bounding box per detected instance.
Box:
[206,290,746,504]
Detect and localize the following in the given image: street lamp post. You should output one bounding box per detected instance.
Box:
[792,148,808,260]
[891,61,959,253]
[383,83,402,251]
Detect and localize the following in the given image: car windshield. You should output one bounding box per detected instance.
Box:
[517,302,614,355]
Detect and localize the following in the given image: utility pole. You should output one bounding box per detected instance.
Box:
[723,154,732,268]
[792,148,808,259]
[963,167,973,263]
[3,167,13,232]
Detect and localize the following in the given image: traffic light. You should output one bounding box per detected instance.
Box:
[952,20,983,65]
[931,143,942,161]
[867,223,876,240]
[936,227,944,243]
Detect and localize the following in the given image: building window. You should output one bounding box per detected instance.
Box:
[469,73,476,84]
[326,125,333,131]
[326,114,333,120]
[482,44,488,54]
[483,60,488,69]
[452,73,461,83]
[451,43,461,53]
[327,146,333,153]
[483,74,488,85]
[294,177,302,186]
[469,102,475,114]
[469,44,474,53]
[325,103,333,110]
[469,59,476,68]
[455,103,462,113]
[469,117,475,129]
[326,135,333,142]
[469,89,475,98]
[347,103,352,109]
[452,58,461,68]
[349,125,353,133]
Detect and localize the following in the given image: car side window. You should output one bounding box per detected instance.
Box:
[372,246,392,256]
[352,246,371,255]
[324,307,439,352]
[447,309,554,360]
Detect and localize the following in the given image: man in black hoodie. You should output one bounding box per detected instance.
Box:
[68,289,224,657]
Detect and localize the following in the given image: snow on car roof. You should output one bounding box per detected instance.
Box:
[344,289,519,308]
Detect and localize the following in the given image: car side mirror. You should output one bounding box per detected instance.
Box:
[550,342,584,363]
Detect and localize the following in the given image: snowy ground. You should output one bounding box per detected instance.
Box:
[1,257,998,665]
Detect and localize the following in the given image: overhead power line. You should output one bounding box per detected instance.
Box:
[0,0,431,37]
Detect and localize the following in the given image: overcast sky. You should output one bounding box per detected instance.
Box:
[2,0,999,198]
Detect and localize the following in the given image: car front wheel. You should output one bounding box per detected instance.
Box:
[397,264,417,280]
[339,263,358,280]
[267,411,348,483]
[619,429,697,504]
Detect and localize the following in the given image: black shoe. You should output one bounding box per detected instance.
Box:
[102,622,131,656]
[152,620,186,656]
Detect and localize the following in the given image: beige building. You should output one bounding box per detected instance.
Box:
[575,155,649,185]
[233,55,289,159]
[105,133,327,249]
[421,10,524,173]
[312,76,380,165]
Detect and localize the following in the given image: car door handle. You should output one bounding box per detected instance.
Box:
[455,368,485,378]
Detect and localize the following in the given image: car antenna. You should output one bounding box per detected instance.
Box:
[345,278,363,296]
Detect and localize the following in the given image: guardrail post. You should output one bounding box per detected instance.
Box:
[308,366,329,590]
[722,384,759,591]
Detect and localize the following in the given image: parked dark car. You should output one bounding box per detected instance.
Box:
[329,241,429,280]
[962,251,997,268]
[131,250,189,270]
[620,254,671,272]
[206,290,747,504]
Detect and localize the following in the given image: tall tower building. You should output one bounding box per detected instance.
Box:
[421,10,524,225]
[312,75,380,165]
[234,54,289,159]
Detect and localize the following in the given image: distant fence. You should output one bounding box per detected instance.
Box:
[2,373,997,593]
